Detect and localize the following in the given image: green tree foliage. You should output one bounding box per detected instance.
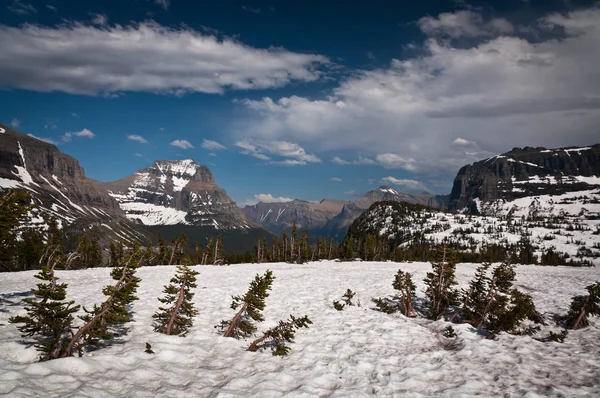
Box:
[247,315,312,356]
[457,262,542,333]
[60,247,143,357]
[9,246,80,361]
[392,269,416,317]
[153,264,199,336]
[424,246,459,320]
[219,270,275,338]
[372,298,398,314]
[565,282,600,329]
[70,230,103,269]
[342,289,356,306]
[0,189,33,271]
[109,240,125,267]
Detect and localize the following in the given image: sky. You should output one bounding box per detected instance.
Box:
[1,0,599,206]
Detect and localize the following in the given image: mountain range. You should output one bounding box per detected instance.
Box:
[1,122,599,251]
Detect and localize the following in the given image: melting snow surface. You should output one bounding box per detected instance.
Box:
[0,262,599,397]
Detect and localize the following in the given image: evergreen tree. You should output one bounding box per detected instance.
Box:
[9,247,80,361]
[60,247,143,357]
[565,282,600,329]
[247,315,312,356]
[157,233,168,265]
[392,269,416,317]
[153,263,199,336]
[109,241,124,267]
[424,245,459,320]
[0,189,32,271]
[456,262,542,333]
[219,270,275,338]
[213,235,223,265]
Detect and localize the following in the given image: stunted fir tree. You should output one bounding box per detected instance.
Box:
[565,282,600,329]
[218,270,275,338]
[60,246,143,357]
[9,245,80,361]
[392,269,416,317]
[0,189,32,272]
[454,262,542,334]
[153,259,199,336]
[424,245,459,320]
[247,315,312,356]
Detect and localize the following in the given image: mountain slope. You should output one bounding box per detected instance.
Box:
[100,159,251,229]
[241,199,346,236]
[0,123,149,244]
[449,145,600,212]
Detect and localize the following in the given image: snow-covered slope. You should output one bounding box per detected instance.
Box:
[1,262,599,396]
[101,159,251,229]
[0,123,148,244]
[349,189,600,265]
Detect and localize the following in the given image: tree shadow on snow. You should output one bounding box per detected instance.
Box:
[0,291,33,313]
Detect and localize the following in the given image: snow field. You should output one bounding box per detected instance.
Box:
[1,261,599,397]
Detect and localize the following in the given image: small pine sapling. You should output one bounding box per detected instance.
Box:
[372,298,398,314]
[219,270,275,338]
[145,342,155,354]
[153,264,199,336]
[392,269,416,317]
[9,246,80,361]
[424,245,459,320]
[535,330,568,343]
[443,325,457,338]
[342,289,356,306]
[247,315,312,356]
[565,281,600,329]
[332,300,345,311]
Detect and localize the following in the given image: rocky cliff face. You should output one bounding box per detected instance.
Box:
[449,145,600,212]
[101,159,251,229]
[0,123,148,243]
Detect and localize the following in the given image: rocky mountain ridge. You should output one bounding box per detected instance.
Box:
[242,186,449,239]
[0,123,148,244]
[449,144,600,212]
[100,159,252,230]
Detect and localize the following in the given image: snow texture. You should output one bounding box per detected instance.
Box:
[1,262,599,397]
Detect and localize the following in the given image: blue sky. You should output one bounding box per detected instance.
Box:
[1,0,599,206]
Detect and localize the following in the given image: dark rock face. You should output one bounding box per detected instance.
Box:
[449,145,600,211]
[0,123,148,244]
[100,159,251,230]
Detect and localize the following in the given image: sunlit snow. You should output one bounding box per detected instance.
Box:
[0,262,599,396]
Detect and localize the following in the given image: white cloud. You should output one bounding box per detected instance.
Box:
[155,0,170,10]
[375,154,417,171]
[170,139,194,149]
[28,134,58,145]
[236,6,600,175]
[46,5,57,12]
[235,139,321,165]
[418,10,514,38]
[330,177,342,182]
[331,156,376,166]
[381,177,428,191]
[62,128,95,142]
[0,22,328,96]
[10,118,20,128]
[255,193,293,203]
[7,0,36,15]
[134,153,144,157]
[91,14,108,26]
[453,137,476,147]
[202,139,227,151]
[344,190,361,197]
[127,134,148,144]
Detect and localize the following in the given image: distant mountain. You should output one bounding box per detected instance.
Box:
[449,145,600,212]
[242,185,449,240]
[100,159,251,230]
[0,123,149,245]
[241,198,346,236]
